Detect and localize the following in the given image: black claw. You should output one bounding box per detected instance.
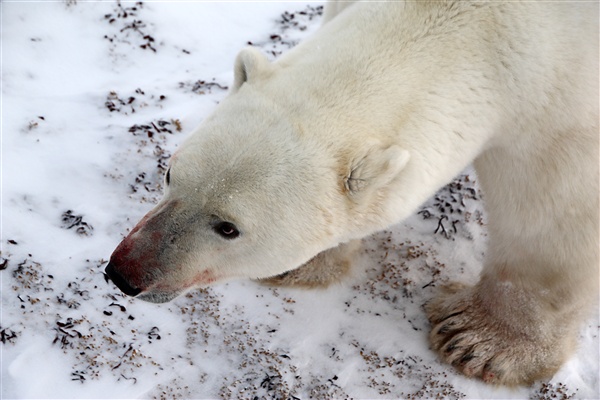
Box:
[438,310,464,324]
[437,321,454,335]
[460,352,475,364]
[445,340,459,353]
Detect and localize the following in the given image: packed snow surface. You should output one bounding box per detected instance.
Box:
[1,2,598,399]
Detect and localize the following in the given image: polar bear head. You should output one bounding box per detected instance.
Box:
[105,48,410,303]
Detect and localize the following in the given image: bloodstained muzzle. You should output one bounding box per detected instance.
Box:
[105,200,179,298]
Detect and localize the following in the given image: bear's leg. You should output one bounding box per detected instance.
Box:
[260,239,361,288]
[425,143,598,385]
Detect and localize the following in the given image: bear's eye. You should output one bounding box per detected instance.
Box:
[165,168,171,186]
[213,221,240,239]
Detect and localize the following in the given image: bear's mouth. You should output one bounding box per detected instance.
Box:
[105,262,218,304]
[105,262,179,303]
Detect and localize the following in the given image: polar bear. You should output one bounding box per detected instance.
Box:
[105,1,599,386]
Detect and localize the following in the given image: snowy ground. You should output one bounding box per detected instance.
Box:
[1,2,598,399]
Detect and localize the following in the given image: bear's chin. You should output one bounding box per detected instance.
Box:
[136,291,181,304]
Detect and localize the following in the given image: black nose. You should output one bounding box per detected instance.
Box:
[105,263,142,297]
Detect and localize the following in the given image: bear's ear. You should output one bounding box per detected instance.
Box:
[232,47,270,93]
[345,144,410,202]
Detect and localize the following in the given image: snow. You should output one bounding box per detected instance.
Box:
[1,2,598,399]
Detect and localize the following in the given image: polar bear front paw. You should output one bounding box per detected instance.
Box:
[425,282,573,386]
[260,240,361,288]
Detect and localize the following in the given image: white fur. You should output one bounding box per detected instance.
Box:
[107,1,598,385]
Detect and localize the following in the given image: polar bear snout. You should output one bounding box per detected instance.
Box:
[105,233,158,299]
[106,231,183,303]
[105,197,226,303]
[105,200,183,301]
